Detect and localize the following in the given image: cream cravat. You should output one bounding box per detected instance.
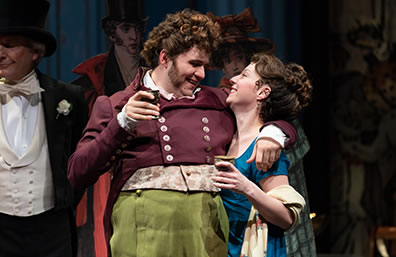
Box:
[0,72,44,96]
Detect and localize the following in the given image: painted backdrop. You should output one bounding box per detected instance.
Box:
[39,0,302,87]
[328,0,396,256]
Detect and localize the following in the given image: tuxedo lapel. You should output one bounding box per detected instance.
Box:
[38,71,60,160]
[37,70,74,209]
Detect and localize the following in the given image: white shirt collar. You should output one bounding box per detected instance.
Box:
[142,70,201,101]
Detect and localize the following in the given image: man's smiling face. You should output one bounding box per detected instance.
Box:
[166,45,209,97]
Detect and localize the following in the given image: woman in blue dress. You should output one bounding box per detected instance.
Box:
[212,53,313,257]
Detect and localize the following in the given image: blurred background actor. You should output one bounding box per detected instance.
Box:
[71,1,148,257]
[207,7,275,89]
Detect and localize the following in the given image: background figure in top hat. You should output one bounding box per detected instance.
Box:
[0,0,88,257]
[71,1,148,256]
[207,8,318,257]
[73,0,148,112]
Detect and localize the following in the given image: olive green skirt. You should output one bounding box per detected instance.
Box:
[110,190,229,257]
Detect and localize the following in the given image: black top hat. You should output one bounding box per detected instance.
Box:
[0,0,56,57]
[101,0,148,27]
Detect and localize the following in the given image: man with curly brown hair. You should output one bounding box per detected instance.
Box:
[68,9,296,257]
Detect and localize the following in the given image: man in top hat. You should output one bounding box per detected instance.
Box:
[0,0,88,257]
[208,7,318,257]
[71,1,148,257]
[73,0,148,112]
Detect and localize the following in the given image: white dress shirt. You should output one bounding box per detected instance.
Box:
[1,71,41,157]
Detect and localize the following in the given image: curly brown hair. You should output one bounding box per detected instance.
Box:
[141,9,221,68]
[251,53,313,123]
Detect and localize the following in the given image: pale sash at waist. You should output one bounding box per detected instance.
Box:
[121,164,220,192]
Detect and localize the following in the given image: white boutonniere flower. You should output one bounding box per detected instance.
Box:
[56,99,72,119]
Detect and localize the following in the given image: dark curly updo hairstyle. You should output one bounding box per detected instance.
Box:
[251,53,313,123]
[141,9,221,68]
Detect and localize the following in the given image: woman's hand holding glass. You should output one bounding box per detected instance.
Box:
[212,161,255,195]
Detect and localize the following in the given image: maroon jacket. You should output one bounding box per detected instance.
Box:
[67,67,297,243]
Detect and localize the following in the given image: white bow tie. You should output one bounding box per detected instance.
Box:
[0,76,44,96]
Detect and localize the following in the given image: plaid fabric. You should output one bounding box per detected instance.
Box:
[284,120,318,257]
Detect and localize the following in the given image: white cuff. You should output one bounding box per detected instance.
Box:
[117,105,138,132]
[258,124,287,148]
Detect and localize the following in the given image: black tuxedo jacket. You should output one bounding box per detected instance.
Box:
[37,69,88,210]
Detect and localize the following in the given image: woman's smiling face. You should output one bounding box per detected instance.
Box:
[226,63,261,106]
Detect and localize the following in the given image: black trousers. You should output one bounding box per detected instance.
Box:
[0,208,75,257]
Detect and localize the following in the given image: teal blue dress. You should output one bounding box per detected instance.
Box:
[220,139,289,257]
